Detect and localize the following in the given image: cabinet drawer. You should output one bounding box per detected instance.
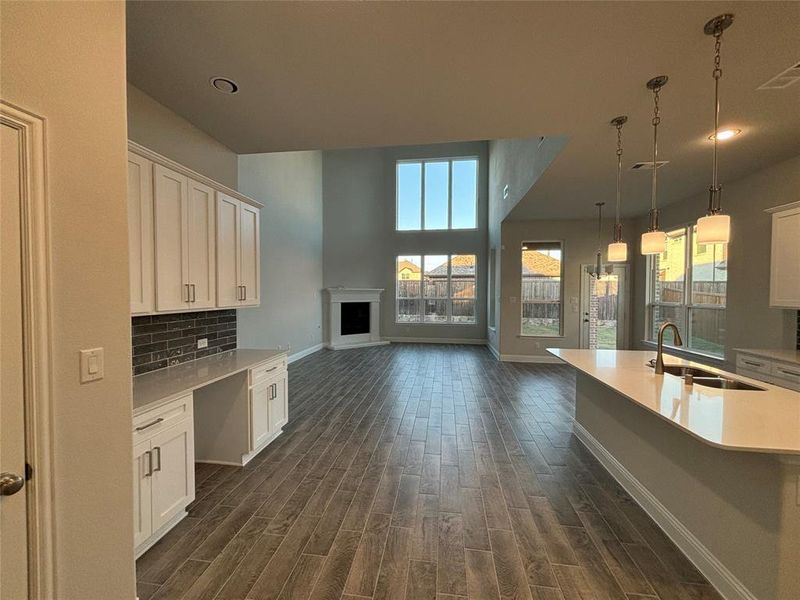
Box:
[250,357,287,387]
[133,393,193,442]
[736,354,771,375]
[771,362,800,385]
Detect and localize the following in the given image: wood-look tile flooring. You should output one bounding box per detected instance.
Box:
[136,344,722,600]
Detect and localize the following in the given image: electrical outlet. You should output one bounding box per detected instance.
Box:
[197,338,208,349]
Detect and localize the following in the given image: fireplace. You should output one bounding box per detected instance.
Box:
[324,288,389,350]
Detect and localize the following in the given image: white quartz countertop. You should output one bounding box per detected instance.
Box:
[549,349,800,455]
[735,348,800,365]
[133,349,286,416]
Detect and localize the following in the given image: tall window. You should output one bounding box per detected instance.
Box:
[521,242,563,336]
[646,225,727,356]
[396,158,478,231]
[396,255,476,323]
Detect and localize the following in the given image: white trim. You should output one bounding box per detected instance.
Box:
[324,340,390,351]
[1,101,56,599]
[764,200,800,214]
[499,353,563,364]
[486,343,500,360]
[386,337,486,345]
[288,343,323,364]
[574,422,757,600]
[127,140,263,209]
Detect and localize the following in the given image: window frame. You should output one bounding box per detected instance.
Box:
[519,240,565,338]
[644,223,727,359]
[394,254,478,325]
[395,157,479,232]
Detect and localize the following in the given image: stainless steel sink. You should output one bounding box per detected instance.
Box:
[660,365,719,378]
[647,361,765,391]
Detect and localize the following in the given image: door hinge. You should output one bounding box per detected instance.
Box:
[25,462,33,481]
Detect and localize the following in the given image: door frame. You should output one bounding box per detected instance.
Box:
[579,263,630,350]
[1,100,56,599]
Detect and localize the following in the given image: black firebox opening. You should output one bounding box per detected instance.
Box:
[341,302,370,336]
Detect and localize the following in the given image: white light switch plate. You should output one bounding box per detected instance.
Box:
[197,338,208,349]
[80,348,104,383]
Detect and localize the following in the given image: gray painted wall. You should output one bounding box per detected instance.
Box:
[631,154,800,369]
[127,83,239,189]
[237,151,324,356]
[322,142,489,342]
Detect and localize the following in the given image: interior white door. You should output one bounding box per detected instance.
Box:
[132,440,153,549]
[154,164,190,311]
[579,264,628,350]
[150,420,194,532]
[268,375,289,433]
[128,152,154,314]
[250,381,271,450]
[216,192,240,307]
[239,202,260,306]
[187,179,216,309]
[1,122,29,600]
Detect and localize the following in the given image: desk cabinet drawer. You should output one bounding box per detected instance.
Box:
[736,354,771,375]
[133,393,193,443]
[772,362,800,385]
[250,357,287,387]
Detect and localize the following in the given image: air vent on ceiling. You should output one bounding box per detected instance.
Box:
[758,62,800,90]
[630,161,669,171]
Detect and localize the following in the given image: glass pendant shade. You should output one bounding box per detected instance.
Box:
[697,213,730,244]
[607,241,628,262]
[641,230,666,255]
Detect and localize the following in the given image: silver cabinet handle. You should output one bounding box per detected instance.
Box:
[243,285,247,301]
[778,369,800,377]
[144,450,153,477]
[264,366,278,373]
[237,285,243,301]
[190,284,196,303]
[153,446,162,472]
[135,417,164,432]
[184,283,190,303]
[742,360,762,367]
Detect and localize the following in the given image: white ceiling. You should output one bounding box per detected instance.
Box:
[126,1,800,219]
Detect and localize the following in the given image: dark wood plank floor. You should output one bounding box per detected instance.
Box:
[136,344,722,600]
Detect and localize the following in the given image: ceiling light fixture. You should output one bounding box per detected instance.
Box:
[708,128,741,141]
[697,14,735,245]
[641,76,669,255]
[608,116,628,262]
[209,76,239,94]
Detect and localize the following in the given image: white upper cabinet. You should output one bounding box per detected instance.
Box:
[128,152,154,314]
[768,201,800,308]
[216,192,261,308]
[129,142,262,314]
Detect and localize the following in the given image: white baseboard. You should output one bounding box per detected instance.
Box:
[500,353,563,364]
[324,340,391,351]
[487,343,500,360]
[386,337,487,345]
[573,422,757,600]
[288,343,323,364]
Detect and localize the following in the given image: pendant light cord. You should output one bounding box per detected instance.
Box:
[615,122,623,241]
[709,28,723,213]
[648,82,663,232]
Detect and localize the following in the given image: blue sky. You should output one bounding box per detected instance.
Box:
[397,159,477,230]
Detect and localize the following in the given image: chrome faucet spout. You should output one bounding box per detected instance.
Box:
[654,322,683,375]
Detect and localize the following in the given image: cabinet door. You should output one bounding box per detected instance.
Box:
[239,202,260,306]
[268,374,288,432]
[216,192,240,308]
[128,153,154,314]
[150,420,195,532]
[187,179,216,309]
[770,206,800,308]
[154,164,190,311]
[133,440,152,549]
[249,381,270,451]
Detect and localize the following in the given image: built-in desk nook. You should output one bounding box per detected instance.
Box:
[131,349,287,557]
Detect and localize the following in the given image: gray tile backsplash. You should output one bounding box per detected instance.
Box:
[132,309,237,375]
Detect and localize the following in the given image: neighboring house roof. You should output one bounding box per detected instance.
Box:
[397,260,421,274]
[522,251,560,277]
[428,254,476,277]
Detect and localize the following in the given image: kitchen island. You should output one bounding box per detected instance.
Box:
[549,349,800,600]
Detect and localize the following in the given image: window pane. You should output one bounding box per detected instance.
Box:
[397,162,421,231]
[424,162,449,230]
[691,226,727,307]
[521,242,562,336]
[651,228,686,304]
[690,307,725,356]
[424,299,448,323]
[452,299,476,323]
[649,305,686,344]
[450,254,476,299]
[397,299,421,323]
[396,256,421,322]
[423,255,448,297]
[451,159,477,229]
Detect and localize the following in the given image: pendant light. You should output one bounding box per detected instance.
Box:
[608,116,628,262]
[697,14,734,244]
[641,76,669,255]
[589,202,613,278]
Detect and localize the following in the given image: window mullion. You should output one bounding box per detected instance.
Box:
[420,161,426,231]
[447,161,453,230]
[447,255,452,323]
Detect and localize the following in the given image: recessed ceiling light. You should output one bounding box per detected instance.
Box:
[209,76,239,94]
[708,128,741,141]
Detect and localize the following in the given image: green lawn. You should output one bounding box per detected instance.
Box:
[596,324,617,349]
[521,320,560,336]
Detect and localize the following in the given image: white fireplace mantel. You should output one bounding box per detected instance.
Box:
[323,288,389,350]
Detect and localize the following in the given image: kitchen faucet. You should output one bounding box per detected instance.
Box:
[654,321,683,375]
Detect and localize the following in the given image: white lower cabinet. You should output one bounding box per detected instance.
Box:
[249,380,271,451]
[132,394,195,556]
[248,359,288,454]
